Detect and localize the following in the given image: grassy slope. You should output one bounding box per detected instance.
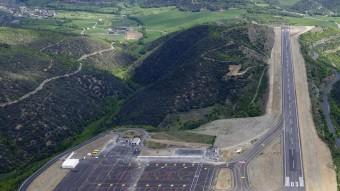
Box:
[131,7,245,42]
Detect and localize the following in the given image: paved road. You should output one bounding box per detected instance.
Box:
[230,117,283,191]
[281,27,305,191]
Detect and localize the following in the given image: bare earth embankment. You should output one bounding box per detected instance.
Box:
[290,26,336,191]
[247,26,283,191]
[194,26,283,190]
[249,136,282,191]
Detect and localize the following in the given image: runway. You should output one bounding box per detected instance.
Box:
[281,27,305,191]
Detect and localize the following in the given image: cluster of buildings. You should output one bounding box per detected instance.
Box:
[107,26,131,35]
[1,6,56,18]
[107,27,143,40]
[117,136,142,146]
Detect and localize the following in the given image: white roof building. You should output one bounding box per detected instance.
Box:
[62,159,79,169]
[131,137,141,145]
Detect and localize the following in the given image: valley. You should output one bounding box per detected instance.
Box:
[0,0,339,191]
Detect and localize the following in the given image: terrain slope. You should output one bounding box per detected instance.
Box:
[290,26,336,191]
[115,24,274,128]
[0,28,132,176]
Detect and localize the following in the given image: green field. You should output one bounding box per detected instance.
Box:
[286,16,338,28]
[14,5,340,44]
[130,7,245,42]
[246,12,340,28]
[19,10,135,42]
[278,0,301,6]
[16,6,244,43]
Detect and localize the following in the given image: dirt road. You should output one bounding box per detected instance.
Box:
[0,43,114,108]
[290,26,336,191]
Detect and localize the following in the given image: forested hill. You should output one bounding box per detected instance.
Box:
[114,24,274,128]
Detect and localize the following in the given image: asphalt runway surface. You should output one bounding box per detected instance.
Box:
[54,144,216,191]
[281,27,305,191]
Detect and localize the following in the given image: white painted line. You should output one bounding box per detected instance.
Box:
[295,181,299,187]
[299,177,304,187]
[285,177,290,187]
[291,182,294,187]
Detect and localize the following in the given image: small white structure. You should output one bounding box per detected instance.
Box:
[131,137,141,145]
[235,148,242,154]
[62,159,79,169]
[62,152,79,169]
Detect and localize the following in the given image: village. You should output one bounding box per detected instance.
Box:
[0,5,56,19]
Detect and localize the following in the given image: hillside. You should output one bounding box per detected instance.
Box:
[0,27,133,189]
[331,80,340,133]
[12,0,251,11]
[115,24,274,128]
[299,26,340,189]
[293,0,340,15]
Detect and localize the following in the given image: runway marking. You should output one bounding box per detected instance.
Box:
[290,182,294,187]
[285,177,290,187]
[189,163,203,191]
[299,177,304,187]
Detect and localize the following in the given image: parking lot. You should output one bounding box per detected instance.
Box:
[136,162,216,191]
[54,144,142,191]
[55,140,217,191]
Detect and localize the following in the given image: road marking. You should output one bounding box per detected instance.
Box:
[285,177,290,187]
[295,181,299,187]
[299,177,304,187]
[291,182,294,187]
